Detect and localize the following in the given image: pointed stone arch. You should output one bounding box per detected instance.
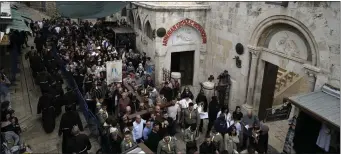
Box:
[136,15,142,30]
[144,20,153,39]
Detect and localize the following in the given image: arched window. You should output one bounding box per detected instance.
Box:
[136,16,142,30]
[121,7,127,16]
[144,21,153,39]
[129,11,134,25]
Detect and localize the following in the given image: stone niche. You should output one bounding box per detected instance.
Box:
[267,30,309,61]
[168,26,201,46]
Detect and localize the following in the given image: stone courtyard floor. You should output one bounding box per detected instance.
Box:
[5,2,288,154]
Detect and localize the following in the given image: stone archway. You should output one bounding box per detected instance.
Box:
[244,15,321,113]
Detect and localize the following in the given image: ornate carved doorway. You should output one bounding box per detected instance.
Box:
[245,16,320,116]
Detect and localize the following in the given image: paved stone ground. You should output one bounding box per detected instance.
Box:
[7,3,287,154]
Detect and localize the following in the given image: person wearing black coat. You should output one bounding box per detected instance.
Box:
[145,122,162,153]
[159,82,173,102]
[59,105,84,154]
[108,132,122,154]
[200,135,218,154]
[196,89,208,133]
[181,87,194,100]
[37,92,56,134]
[207,96,220,136]
[214,114,229,135]
[67,126,91,154]
[34,33,44,55]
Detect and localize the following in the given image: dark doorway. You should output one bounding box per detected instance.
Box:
[258,61,278,120]
[171,51,194,86]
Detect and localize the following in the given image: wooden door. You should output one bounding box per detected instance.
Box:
[259,62,278,120]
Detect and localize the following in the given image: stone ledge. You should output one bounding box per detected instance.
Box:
[133,2,211,11]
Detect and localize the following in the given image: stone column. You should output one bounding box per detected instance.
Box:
[303,64,321,91]
[243,46,261,112]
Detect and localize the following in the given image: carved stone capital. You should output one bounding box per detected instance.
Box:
[303,63,320,77]
[248,45,262,58]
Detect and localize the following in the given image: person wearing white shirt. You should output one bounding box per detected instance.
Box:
[38,21,43,29]
[179,97,197,110]
[55,26,61,34]
[132,115,146,143]
[168,100,181,122]
[217,107,234,128]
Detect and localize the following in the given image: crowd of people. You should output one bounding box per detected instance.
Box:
[1,16,270,154]
[0,28,32,153]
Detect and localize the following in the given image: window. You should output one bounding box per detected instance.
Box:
[121,7,127,16]
[144,21,153,39]
[136,16,142,30]
[129,11,134,25]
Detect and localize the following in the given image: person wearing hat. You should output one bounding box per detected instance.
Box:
[157,133,178,154]
[181,102,200,133]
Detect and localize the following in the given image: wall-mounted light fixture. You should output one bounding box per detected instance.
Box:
[233,56,242,68]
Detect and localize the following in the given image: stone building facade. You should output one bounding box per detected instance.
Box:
[113,2,340,113]
[24,1,57,17]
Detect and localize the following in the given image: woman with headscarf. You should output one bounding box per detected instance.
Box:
[181,87,194,100]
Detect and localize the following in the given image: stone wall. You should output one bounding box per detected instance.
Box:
[112,2,340,110]
[204,1,340,109]
[44,2,57,17]
[26,1,57,17]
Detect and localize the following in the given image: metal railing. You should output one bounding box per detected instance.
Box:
[51,43,100,136]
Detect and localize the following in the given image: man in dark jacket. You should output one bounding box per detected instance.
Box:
[34,33,44,55]
[37,92,56,133]
[200,135,218,154]
[145,122,161,153]
[59,105,84,154]
[67,125,91,154]
[214,114,228,135]
[159,81,173,102]
[207,96,220,136]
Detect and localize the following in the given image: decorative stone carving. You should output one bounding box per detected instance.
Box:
[171,26,197,45]
[275,32,300,58]
[248,45,261,58]
[163,18,207,46]
[268,30,308,60]
[175,27,194,42]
